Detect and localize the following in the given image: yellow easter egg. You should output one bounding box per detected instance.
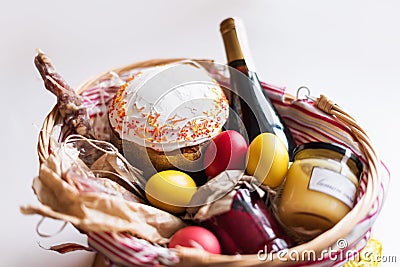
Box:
[246,133,289,188]
[145,170,197,214]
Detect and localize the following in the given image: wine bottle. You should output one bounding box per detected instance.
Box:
[220,17,296,156]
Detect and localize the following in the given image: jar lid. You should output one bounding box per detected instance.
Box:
[293,142,364,174]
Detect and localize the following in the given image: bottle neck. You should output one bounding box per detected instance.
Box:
[220,19,243,61]
[220,17,257,72]
[228,59,249,75]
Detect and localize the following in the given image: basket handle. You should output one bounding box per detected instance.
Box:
[315,94,380,173]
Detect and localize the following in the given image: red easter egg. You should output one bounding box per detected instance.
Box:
[203,130,248,178]
[168,226,221,254]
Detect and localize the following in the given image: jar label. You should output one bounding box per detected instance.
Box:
[308,167,356,208]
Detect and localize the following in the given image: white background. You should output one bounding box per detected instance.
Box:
[1,0,399,266]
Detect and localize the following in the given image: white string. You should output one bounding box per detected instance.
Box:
[35,217,68,238]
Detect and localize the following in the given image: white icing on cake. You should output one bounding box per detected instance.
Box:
[109,61,229,152]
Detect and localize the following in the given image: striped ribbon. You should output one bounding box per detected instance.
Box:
[38,242,92,254]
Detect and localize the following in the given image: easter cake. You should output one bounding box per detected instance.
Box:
[108,61,229,179]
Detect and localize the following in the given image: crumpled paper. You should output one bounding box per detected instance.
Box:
[20,137,186,244]
[187,170,265,221]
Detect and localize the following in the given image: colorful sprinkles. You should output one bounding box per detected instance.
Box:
[109,65,229,151]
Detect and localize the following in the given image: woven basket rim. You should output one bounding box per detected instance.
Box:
[36,58,384,267]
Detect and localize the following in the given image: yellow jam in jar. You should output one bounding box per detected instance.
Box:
[277,142,363,238]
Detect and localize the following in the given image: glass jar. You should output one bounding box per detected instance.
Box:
[277,142,363,237]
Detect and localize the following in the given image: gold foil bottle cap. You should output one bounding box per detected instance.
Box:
[220,17,236,35]
[219,17,256,71]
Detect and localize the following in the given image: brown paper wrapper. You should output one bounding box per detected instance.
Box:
[20,137,186,244]
[186,170,264,221]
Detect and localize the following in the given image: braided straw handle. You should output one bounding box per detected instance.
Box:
[36,60,381,267]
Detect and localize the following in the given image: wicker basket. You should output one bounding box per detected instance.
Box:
[36,58,389,267]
